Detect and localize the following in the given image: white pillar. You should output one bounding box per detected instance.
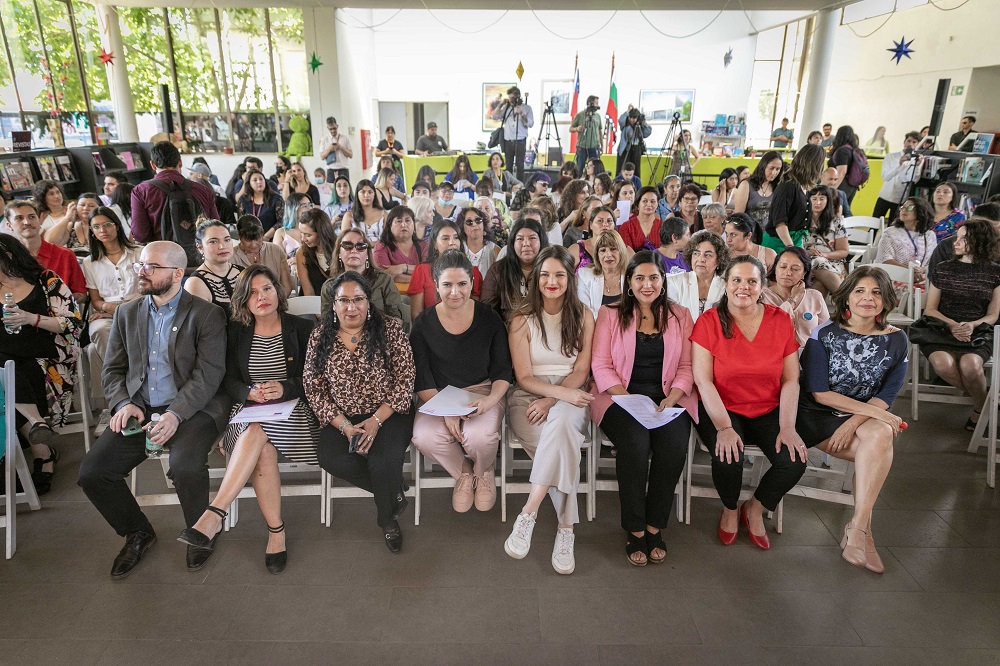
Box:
[96,2,138,142]
[799,8,838,147]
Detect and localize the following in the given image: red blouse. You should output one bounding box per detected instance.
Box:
[407,262,483,312]
[690,304,798,418]
[618,215,662,251]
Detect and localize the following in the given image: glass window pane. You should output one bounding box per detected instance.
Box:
[754,25,785,61]
[167,8,225,113]
[221,8,275,149]
[119,7,170,140]
[1,0,49,113]
[268,8,307,112]
[74,0,116,141]
[746,61,780,148]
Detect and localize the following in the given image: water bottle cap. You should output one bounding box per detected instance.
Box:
[150,413,161,421]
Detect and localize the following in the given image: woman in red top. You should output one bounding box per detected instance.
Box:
[618,186,661,252]
[691,254,807,551]
[407,219,482,321]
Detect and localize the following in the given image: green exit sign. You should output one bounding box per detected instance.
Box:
[951,85,965,95]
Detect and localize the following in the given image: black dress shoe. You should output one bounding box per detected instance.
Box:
[383,520,403,554]
[111,530,157,579]
[186,536,218,571]
[392,486,409,521]
[265,522,287,574]
[177,506,228,549]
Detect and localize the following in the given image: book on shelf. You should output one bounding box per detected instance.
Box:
[3,161,34,190]
[55,155,74,181]
[972,133,994,155]
[92,152,106,173]
[0,165,10,191]
[959,156,985,183]
[36,156,59,181]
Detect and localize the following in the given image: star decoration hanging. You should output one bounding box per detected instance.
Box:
[98,48,115,66]
[515,61,524,80]
[309,52,323,73]
[887,37,914,65]
[724,47,734,68]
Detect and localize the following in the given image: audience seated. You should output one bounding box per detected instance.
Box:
[577,230,627,318]
[321,228,404,321]
[34,180,74,241]
[295,208,339,297]
[184,220,243,318]
[619,186,662,252]
[7,199,86,301]
[874,197,936,284]
[669,183,703,235]
[459,208,500,278]
[408,219,482,321]
[375,205,427,285]
[731,151,783,241]
[341,180,386,243]
[444,155,478,199]
[232,215,293,296]
[569,205,617,271]
[510,172,551,215]
[656,216,691,274]
[763,143,826,251]
[132,141,219,244]
[666,230,728,322]
[803,185,849,295]
[761,246,830,347]
[591,250,697,566]
[322,176,354,227]
[273,192,312,259]
[410,251,513,514]
[236,170,284,242]
[930,182,965,242]
[482,218,547,322]
[505,246,594,574]
[699,202,726,236]
[562,196,602,250]
[723,213,775,273]
[557,180,591,234]
[433,181,461,224]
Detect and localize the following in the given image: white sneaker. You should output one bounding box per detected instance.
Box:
[552,528,576,575]
[504,512,537,559]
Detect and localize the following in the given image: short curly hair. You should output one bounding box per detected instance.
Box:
[682,229,729,276]
[959,218,1000,264]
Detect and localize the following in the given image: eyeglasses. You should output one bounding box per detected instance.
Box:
[132,263,180,275]
[682,197,699,203]
[90,222,117,231]
[340,241,368,252]
[464,219,481,226]
[334,296,368,307]
[903,205,916,211]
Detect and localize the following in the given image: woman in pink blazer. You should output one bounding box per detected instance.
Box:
[591,250,698,567]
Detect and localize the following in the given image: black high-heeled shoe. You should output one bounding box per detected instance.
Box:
[265,523,287,574]
[31,444,59,496]
[177,505,227,548]
[965,409,983,432]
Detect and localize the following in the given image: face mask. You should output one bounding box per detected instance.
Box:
[437,197,449,206]
[314,177,325,184]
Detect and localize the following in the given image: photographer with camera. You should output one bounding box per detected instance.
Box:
[617,106,652,179]
[872,131,924,222]
[570,95,603,174]
[491,86,534,183]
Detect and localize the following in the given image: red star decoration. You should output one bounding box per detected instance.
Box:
[99,48,115,66]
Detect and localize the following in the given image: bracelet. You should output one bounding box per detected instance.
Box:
[718,426,734,433]
[372,414,382,428]
[338,420,349,434]
[35,314,41,327]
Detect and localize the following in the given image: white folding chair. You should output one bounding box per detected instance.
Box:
[411,445,503,526]
[320,448,416,527]
[499,416,596,523]
[0,361,42,559]
[286,295,322,317]
[685,427,784,533]
[963,328,1000,488]
[52,356,95,452]
[592,427,685,523]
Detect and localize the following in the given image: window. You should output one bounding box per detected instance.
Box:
[746,20,810,149]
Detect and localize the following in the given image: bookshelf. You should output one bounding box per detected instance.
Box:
[67,142,152,194]
[911,150,1000,217]
[0,148,83,200]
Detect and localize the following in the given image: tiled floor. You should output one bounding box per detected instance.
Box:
[3,400,1000,665]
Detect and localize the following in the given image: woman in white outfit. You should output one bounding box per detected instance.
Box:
[504,245,595,574]
[576,229,628,320]
[665,230,729,322]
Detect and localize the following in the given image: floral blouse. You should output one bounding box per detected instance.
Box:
[303,316,415,424]
[932,209,966,242]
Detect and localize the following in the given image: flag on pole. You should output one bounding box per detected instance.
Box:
[605,54,618,154]
[569,53,580,154]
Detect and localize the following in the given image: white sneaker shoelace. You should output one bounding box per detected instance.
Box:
[504,512,536,559]
[552,528,575,574]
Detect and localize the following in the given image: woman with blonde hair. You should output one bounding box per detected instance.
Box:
[577,229,627,318]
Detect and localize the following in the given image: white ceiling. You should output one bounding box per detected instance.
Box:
[110,0,858,11]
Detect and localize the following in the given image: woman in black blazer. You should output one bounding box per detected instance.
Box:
[177,265,319,575]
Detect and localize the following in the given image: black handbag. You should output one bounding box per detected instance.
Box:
[908,315,994,350]
[488,126,504,149]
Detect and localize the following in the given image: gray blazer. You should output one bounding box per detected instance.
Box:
[102,289,230,432]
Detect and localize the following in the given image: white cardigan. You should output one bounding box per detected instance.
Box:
[578,267,625,320]
[666,271,726,322]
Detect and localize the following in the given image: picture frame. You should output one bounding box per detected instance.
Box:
[541,79,574,121]
[483,82,515,132]
[639,89,696,124]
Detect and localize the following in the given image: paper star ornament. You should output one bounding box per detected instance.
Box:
[309,52,323,73]
[887,37,914,65]
[99,48,115,66]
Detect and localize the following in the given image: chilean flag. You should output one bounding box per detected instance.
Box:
[569,56,580,153]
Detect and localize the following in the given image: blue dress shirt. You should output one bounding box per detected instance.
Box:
[139,289,182,409]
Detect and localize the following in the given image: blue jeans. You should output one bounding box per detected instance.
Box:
[575,147,600,172]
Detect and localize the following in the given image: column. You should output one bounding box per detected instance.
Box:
[96,1,138,142]
[799,7,838,147]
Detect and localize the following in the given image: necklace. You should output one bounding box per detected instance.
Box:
[341,328,360,344]
[603,272,620,295]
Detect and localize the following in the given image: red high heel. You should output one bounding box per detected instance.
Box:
[740,502,770,551]
[718,510,737,545]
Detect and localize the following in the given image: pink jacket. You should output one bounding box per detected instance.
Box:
[590,303,699,426]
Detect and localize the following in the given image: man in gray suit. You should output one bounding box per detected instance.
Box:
[79,241,229,579]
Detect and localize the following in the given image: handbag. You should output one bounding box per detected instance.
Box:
[488,126,504,149]
[908,315,994,350]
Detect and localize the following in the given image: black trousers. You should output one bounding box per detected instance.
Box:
[616,145,645,179]
[601,403,691,533]
[317,411,413,527]
[695,404,806,511]
[78,409,218,536]
[503,138,527,183]
[326,167,349,183]
[872,197,900,222]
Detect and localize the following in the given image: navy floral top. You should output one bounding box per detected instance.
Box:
[799,321,909,412]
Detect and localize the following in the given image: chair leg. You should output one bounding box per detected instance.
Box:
[500,419,508,523]
[413,447,421,527]
[911,343,919,422]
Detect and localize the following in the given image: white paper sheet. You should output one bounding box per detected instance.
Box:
[616,200,631,226]
[418,385,479,417]
[611,395,685,429]
[230,398,299,424]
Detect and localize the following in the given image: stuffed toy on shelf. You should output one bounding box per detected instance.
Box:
[283,116,312,160]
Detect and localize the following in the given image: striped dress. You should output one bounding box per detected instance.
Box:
[223,333,320,464]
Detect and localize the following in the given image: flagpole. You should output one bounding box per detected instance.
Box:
[604,52,615,155]
[569,51,579,155]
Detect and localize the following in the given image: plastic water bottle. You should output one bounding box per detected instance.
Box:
[3,293,20,335]
[145,413,163,458]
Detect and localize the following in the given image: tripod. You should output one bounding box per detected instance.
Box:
[534,101,563,167]
[648,112,694,186]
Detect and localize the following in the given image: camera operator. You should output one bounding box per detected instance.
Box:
[617,106,652,179]
[570,95,603,174]
[872,131,923,221]
[491,86,534,182]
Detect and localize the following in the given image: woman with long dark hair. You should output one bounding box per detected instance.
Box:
[921,219,1000,431]
[280,162,320,205]
[109,181,134,236]
[930,181,966,241]
[722,213,775,273]
[591,250,697,566]
[874,197,937,284]
[761,246,830,347]
[711,168,739,211]
[692,254,806,551]
[445,154,478,198]
[306,271,416,553]
[236,170,284,240]
[482,218,548,321]
[295,208,339,297]
[797,266,907,573]
[33,180,75,245]
[828,125,861,204]
[321,227,404,321]
[763,143,826,251]
[504,246,594,573]
[557,180,591,232]
[803,185,849,295]
[179,265,319,573]
[184,219,244,318]
[569,205,618,271]
[375,205,426,285]
[407,219,482,320]
[618,186,663,253]
[323,175,354,226]
[732,151,784,240]
[341,179,386,243]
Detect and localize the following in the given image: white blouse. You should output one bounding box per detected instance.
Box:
[82,246,143,302]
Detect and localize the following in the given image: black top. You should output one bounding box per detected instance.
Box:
[601,293,622,306]
[767,180,810,235]
[627,331,666,403]
[931,260,1000,323]
[0,283,57,359]
[829,146,858,200]
[927,235,956,282]
[409,300,513,392]
[377,139,404,153]
[302,184,321,206]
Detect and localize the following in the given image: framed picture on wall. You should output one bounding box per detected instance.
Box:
[639,89,696,123]
[541,79,573,121]
[483,82,516,131]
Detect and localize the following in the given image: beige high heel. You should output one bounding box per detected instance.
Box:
[864,532,885,574]
[840,523,868,569]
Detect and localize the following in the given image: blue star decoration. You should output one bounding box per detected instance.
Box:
[887,36,914,65]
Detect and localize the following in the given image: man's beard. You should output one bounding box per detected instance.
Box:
[139,278,171,296]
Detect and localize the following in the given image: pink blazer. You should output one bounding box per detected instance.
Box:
[590,303,699,426]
